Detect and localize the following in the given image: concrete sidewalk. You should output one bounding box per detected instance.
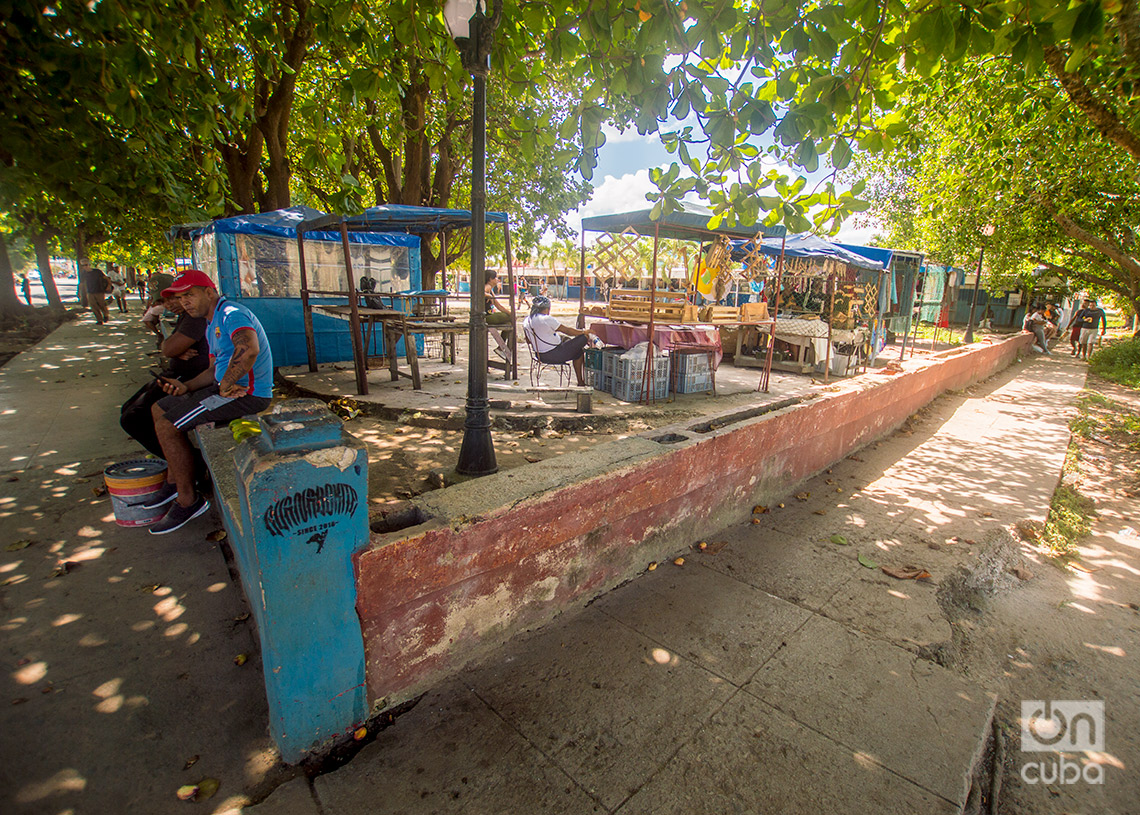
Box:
[0,313,278,815]
[250,352,1090,813]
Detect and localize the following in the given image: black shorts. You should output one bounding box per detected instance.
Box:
[157,384,271,431]
[538,334,589,364]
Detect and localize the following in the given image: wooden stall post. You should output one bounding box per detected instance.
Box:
[643,223,661,403]
[340,222,369,396]
[297,228,318,373]
[503,222,518,379]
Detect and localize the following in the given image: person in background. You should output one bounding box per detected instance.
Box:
[108,266,130,313]
[18,273,31,305]
[522,295,593,386]
[147,269,273,534]
[1071,297,1107,361]
[484,269,513,361]
[1023,304,1052,354]
[80,259,111,324]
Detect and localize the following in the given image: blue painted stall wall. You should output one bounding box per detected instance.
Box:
[214,233,424,367]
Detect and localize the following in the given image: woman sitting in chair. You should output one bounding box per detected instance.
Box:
[522,296,593,387]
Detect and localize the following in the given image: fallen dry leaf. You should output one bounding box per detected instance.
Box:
[848,455,864,462]
[183,755,199,771]
[696,541,707,551]
[6,540,33,552]
[196,778,219,800]
[795,492,810,501]
[11,697,28,705]
[354,727,367,741]
[523,455,542,463]
[647,562,657,571]
[881,565,932,580]
[813,510,827,516]
[1011,566,1034,581]
[982,511,993,517]
[140,584,161,593]
[750,518,762,525]
[776,502,785,509]
[233,654,249,666]
[752,505,769,515]
[205,529,227,542]
[673,557,685,566]
[1070,562,1101,573]
[233,612,250,623]
[176,784,198,801]
[91,485,107,498]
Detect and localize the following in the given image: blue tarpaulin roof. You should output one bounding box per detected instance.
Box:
[730,235,884,271]
[834,243,894,269]
[298,204,509,235]
[581,200,786,241]
[185,206,419,247]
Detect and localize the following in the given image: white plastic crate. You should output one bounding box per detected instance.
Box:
[611,374,670,402]
[674,369,714,394]
[601,347,625,376]
[587,369,612,392]
[671,351,713,376]
[611,352,671,402]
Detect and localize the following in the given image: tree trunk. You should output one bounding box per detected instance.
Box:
[0,232,28,317]
[31,231,63,308]
[74,232,88,307]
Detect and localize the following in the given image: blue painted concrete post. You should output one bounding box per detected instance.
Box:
[231,399,369,762]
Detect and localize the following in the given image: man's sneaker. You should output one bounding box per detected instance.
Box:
[140,484,177,510]
[149,495,210,535]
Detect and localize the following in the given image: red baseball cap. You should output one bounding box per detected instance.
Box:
[161,269,216,298]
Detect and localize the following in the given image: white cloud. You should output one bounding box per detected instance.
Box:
[833,218,882,247]
[600,124,657,145]
[561,168,665,238]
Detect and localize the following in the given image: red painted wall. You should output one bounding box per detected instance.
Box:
[355,333,1032,707]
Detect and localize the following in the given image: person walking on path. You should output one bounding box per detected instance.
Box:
[148,269,273,534]
[80,259,111,324]
[1067,297,1107,361]
[18,273,31,305]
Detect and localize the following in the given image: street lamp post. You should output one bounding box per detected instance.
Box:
[447,0,499,476]
[963,224,996,345]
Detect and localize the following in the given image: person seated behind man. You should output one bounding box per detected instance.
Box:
[146,269,274,535]
[522,296,593,386]
[484,269,514,360]
[120,293,210,459]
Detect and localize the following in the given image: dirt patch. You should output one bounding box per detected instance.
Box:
[0,307,77,367]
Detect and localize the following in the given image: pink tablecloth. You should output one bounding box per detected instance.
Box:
[590,320,722,368]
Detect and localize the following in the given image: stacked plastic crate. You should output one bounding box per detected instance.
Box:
[611,350,671,402]
[585,346,619,393]
[671,350,715,394]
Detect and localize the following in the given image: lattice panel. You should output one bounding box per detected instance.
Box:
[591,228,644,276]
[740,231,772,280]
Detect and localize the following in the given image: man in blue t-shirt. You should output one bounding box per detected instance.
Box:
[147,269,274,534]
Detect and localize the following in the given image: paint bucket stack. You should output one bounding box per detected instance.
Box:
[103,459,169,527]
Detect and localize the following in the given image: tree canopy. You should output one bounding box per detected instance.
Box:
[4,0,1140,310]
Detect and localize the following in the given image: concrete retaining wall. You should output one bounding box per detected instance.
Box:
[355,333,1032,711]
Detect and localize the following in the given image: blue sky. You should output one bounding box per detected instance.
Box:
[565,125,879,246]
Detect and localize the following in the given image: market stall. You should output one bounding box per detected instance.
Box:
[580,201,787,397]
[184,206,421,370]
[296,205,512,395]
[729,235,886,377]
